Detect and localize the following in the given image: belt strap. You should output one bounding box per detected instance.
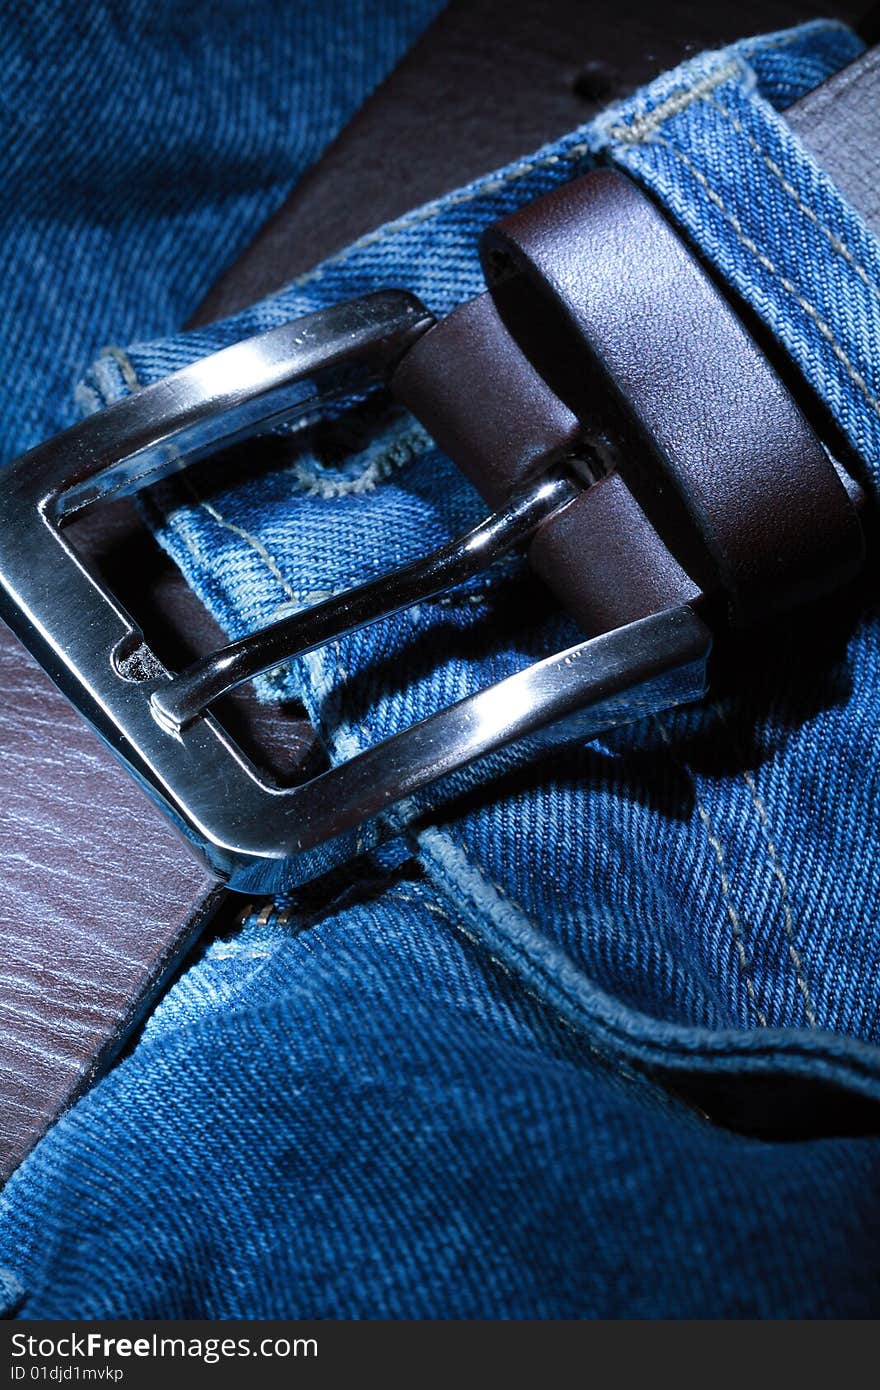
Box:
[394,169,864,630]
[787,39,880,238]
[390,289,700,634]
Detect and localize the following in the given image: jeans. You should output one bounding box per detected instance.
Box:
[2,13,880,1318]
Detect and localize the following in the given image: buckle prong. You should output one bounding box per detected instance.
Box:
[0,292,711,892]
[150,471,580,735]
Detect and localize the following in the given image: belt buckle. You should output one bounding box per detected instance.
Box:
[0,290,710,892]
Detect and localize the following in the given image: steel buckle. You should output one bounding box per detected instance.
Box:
[0,290,711,892]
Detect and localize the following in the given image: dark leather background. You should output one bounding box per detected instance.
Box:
[0,619,224,1183]
[192,0,867,325]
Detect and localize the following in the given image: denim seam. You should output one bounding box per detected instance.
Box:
[712,700,819,1026]
[600,20,842,146]
[269,28,824,295]
[283,143,591,294]
[387,872,645,1088]
[417,827,700,1088]
[85,32,841,398]
[98,345,141,395]
[704,92,880,301]
[648,133,880,422]
[367,601,658,1068]
[385,886,587,1031]
[740,767,818,1026]
[606,61,740,143]
[416,826,880,1086]
[210,947,272,959]
[385,888,456,927]
[194,488,296,598]
[278,420,431,498]
[653,717,769,1027]
[268,585,498,611]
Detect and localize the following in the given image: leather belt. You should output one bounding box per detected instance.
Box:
[787,38,880,238]
[393,171,863,632]
[1,1,877,1185]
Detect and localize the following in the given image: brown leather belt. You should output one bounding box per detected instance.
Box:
[394,171,863,632]
[1,0,877,1185]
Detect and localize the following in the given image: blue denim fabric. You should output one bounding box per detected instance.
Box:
[0,0,442,463]
[2,17,880,1318]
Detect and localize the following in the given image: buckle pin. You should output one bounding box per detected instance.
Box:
[0,292,711,891]
[150,471,580,734]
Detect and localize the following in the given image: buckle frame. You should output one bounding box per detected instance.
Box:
[0,291,711,892]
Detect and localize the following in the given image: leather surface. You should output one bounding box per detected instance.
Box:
[787,40,880,238]
[480,169,865,624]
[393,290,701,632]
[0,616,223,1184]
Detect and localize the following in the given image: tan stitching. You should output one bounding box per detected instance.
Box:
[266,585,498,614]
[654,719,768,1026]
[705,92,880,303]
[740,768,818,1026]
[605,21,853,146]
[289,143,590,293]
[385,889,456,930]
[708,699,820,1027]
[650,134,880,423]
[690,800,769,1028]
[283,429,428,498]
[211,946,273,960]
[194,491,298,601]
[98,344,141,394]
[606,61,739,143]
